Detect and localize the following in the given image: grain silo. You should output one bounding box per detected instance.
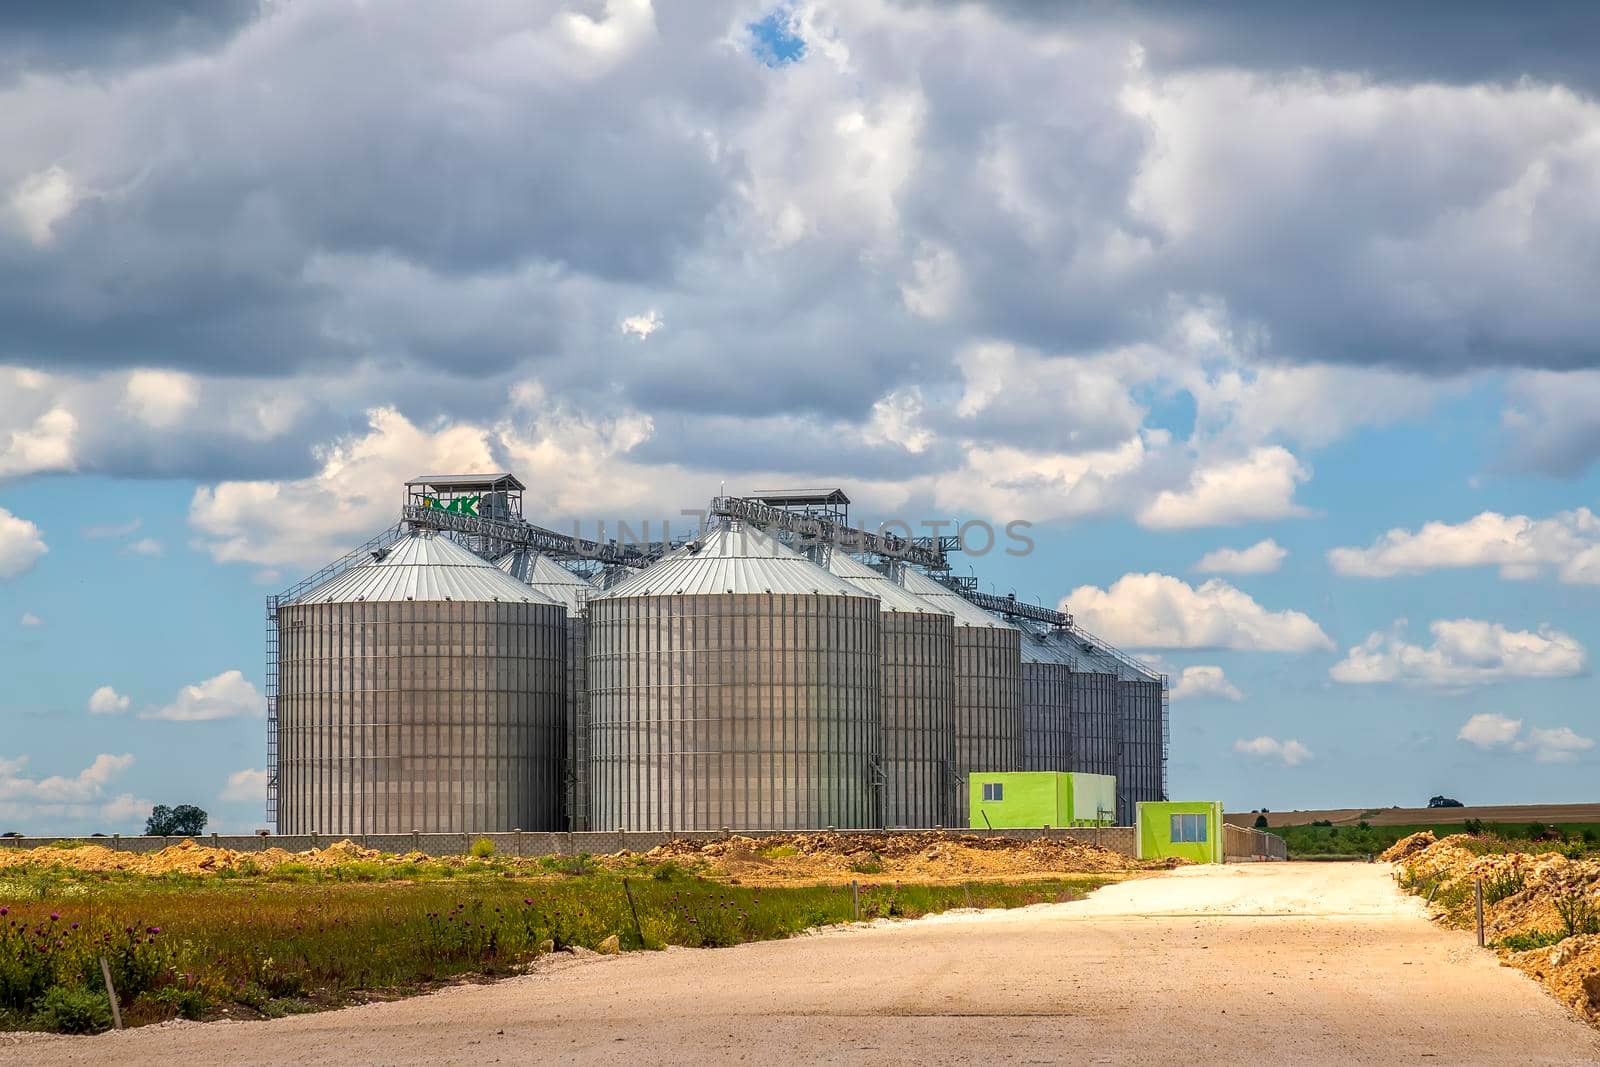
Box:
[1014,625,1074,775]
[811,546,955,828]
[497,549,598,831]
[891,567,1021,826]
[1114,660,1166,824]
[276,530,567,834]
[587,522,882,831]
[1041,630,1121,782]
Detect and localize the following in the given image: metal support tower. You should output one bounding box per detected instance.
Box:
[709,494,948,569]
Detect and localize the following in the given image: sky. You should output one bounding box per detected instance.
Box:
[2,0,1599,833]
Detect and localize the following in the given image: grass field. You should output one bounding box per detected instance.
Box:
[0,856,1109,1033]
[1266,820,1600,859]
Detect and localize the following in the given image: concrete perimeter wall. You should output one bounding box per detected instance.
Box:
[0,826,1137,859]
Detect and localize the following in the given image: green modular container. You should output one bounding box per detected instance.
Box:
[967,771,1118,828]
[1136,800,1223,863]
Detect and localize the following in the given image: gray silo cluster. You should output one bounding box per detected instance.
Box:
[586,523,883,832]
[275,531,566,834]
[891,566,1022,826]
[497,548,599,831]
[811,546,956,829]
[270,477,1167,835]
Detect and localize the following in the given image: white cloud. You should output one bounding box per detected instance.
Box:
[1170,665,1243,701]
[123,537,164,557]
[9,165,79,246]
[620,309,663,339]
[1331,619,1588,687]
[19,612,41,627]
[1457,713,1594,763]
[1139,446,1310,529]
[122,369,200,428]
[83,517,142,539]
[1328,508,1600,583]
[0,406,76,480]
[1457,712,1523,748]
[1233,736,1313,767]
[0,507,47,579]
[1194,538,1287,575]
[1066,572,1333,652]
[219,768,269,804]
[87,686,130,715]
[143,670,264,722]
[0,752,140,830]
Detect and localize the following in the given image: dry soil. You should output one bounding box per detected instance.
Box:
[8,863,1599,1066]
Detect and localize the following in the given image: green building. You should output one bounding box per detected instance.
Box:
[967,772,1117,829]
[1136,800,1223,863]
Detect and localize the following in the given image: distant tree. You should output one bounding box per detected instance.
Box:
[1427,796,1464,809]
[1253,814,1269,829]
[145,804,208,837]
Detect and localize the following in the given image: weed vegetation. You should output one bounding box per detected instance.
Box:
[0,859,1105,1034]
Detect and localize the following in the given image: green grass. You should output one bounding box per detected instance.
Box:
[1269,821,1600,859]
[0,867,1108,1033]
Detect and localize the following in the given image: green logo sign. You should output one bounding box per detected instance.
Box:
[423,495,481,517]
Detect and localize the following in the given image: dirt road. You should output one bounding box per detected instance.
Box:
[10,863,1599,1065]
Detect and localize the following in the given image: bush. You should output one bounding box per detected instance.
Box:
[469,838,496,860]
[1498,929,1566,952]
[1253,815,1268,829]
[32,985,112,1034]
[1554,888,1600,938]
[1482,868,1526,904]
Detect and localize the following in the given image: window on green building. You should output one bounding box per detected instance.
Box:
[1170,813,1207,843]
[982,782,1004,802]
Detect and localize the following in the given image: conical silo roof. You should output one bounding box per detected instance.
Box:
[597,523,873,599]
[1014,622,1073,664]
[894,566,1017,630]
[496,548,597,613]
[291,530,559,605]
[811,546,953,615]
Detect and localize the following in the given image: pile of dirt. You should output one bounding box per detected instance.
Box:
[1389,834,1600,1026]
[628,831,1168,886]
[1380,830,1437,862]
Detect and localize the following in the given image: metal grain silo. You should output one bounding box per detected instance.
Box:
[1043,631,1123,781]
[587,523,882,831]
[276,530,566,834]
[1114,662,1166,824]
[812,546,955,829]
[497,549,598,830]
[1014,625,1074,775]
[892,567,1021,826]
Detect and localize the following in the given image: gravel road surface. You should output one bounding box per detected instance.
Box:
[9,863,1598,1065]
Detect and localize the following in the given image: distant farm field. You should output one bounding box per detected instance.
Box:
[1225,803,1600,829]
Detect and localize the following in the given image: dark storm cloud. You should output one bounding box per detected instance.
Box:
[0,1,261,82]
[904,1,1600,95]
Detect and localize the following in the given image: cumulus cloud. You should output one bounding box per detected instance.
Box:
[1502,369,1600,476]
[1139,447,1310,530]
[1170,665,1244,701]
[0,507,47,579]
[121,369,199,428]
[122,537,164,558]
[19,611,41,627]
[1194,538,1287,576]
[1457,713,1595,763]
[142,670,263,722]
[219,768,268,805]
[83,517,141,539]
[1331,619,1588,687]
[87,686,130,715]
[0,752,145,830]
[1329,509,1600,583]
[1233,736,1312,767]
[620,310,663,339]
[1066,572,1333,652]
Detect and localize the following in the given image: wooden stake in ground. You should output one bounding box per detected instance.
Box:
[622,878,646,949]
[99,956,123,1031]
[1475,877,1485,948]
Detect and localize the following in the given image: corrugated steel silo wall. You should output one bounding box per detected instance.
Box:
[276,600,566,834]
[882,612,955,828]
[952,627,1022,825]
[1020,662,1072,773]
[1117,678,1165,824]
[565,617,589,831]
[1067,670,1119,778]
[587,593,881,831]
